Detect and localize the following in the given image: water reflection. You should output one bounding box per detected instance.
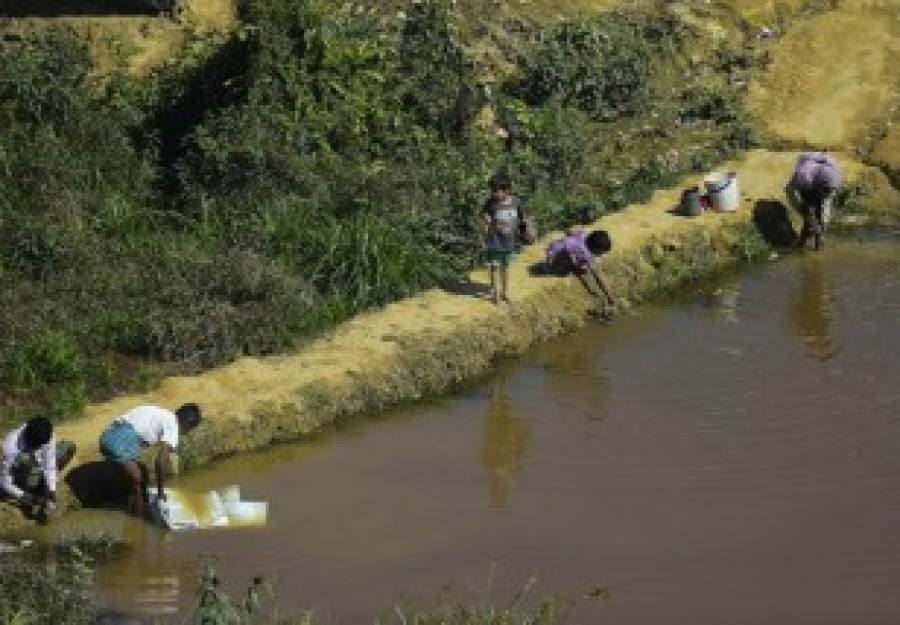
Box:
[787,257,838,361]
[479,377,531,509]
[709,277,742,324]
[93,521,188,620]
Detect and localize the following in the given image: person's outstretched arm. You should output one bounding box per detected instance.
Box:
[588,263,616,308]
[155,444,174,501]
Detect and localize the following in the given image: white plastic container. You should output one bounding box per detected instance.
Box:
[704,171,740,212]
[227,501,269,526]
[203,490,230,527]
[219,486,241,508]
[150,490,201,530]
[149,485,268,530]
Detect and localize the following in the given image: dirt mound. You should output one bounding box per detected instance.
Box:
[747,3,900,152]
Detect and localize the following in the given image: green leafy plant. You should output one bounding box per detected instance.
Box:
[517,12,654,121]
[190,560,278,624]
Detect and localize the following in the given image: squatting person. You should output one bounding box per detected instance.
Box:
[1,417,76,517]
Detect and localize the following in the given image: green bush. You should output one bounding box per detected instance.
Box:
[518,12,654,121]
[0,24,93,127]
[0,553,96,625]
[0,25,156,232]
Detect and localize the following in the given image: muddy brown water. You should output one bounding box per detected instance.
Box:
[50,239,900,624]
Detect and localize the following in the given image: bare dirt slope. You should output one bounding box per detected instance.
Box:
[747,1,900,152]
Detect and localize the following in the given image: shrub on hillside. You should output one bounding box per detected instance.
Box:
[0,25,156,225]
[517,12,655,121]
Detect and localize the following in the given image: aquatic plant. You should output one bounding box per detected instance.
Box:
[184,560,607,624]
[189,560,284,624]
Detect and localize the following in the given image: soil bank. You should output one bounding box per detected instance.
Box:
[1,148,895,534]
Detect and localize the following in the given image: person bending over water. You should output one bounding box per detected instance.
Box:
[546,228,616,311]
[785,151,842,251]
[98,403,202,517]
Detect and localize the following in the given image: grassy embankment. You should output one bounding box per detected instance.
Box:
[1,0,900,621]
[0,0,770,432]
[1,0,898,527]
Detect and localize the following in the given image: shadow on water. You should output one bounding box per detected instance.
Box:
[0,0,164,17]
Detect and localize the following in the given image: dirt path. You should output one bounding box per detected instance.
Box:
[748,2,900,151]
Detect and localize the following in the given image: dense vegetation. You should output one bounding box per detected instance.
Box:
[0,0,762,425]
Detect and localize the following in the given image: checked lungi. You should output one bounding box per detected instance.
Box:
[99,421,144,464]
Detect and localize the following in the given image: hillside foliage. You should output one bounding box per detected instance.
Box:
[0,0,760,423]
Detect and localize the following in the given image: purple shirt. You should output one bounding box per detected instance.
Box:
[791,152,842,192]
[546,230,594,269]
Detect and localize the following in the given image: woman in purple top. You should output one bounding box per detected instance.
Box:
[785,151,842,251]
[545,229,616,309]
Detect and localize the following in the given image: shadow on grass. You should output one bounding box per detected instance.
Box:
[752,199,798,248]
[65,461,131,509]
[439,277,493,300]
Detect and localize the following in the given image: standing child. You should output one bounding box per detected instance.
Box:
[546,229,616,309]
[482,172,529,306]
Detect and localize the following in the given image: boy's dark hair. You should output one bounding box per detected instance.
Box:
[585,230,612,255]
[489,172,512,193]
[175,403,202,428]
[23,417,53,449]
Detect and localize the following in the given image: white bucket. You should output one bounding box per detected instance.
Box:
[704,171,740,212]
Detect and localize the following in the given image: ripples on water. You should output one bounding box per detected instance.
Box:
[60,240,900,624]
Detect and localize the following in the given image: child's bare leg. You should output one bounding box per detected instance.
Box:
[489,265,500,305]
[500,265,510,303]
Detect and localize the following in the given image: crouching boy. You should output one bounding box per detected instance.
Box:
[546,229,616,309]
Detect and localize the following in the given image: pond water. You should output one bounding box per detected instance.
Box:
[58,239,900,624]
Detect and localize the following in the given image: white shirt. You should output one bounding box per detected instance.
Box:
[118,405,180,450]
[1,425,57,499]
